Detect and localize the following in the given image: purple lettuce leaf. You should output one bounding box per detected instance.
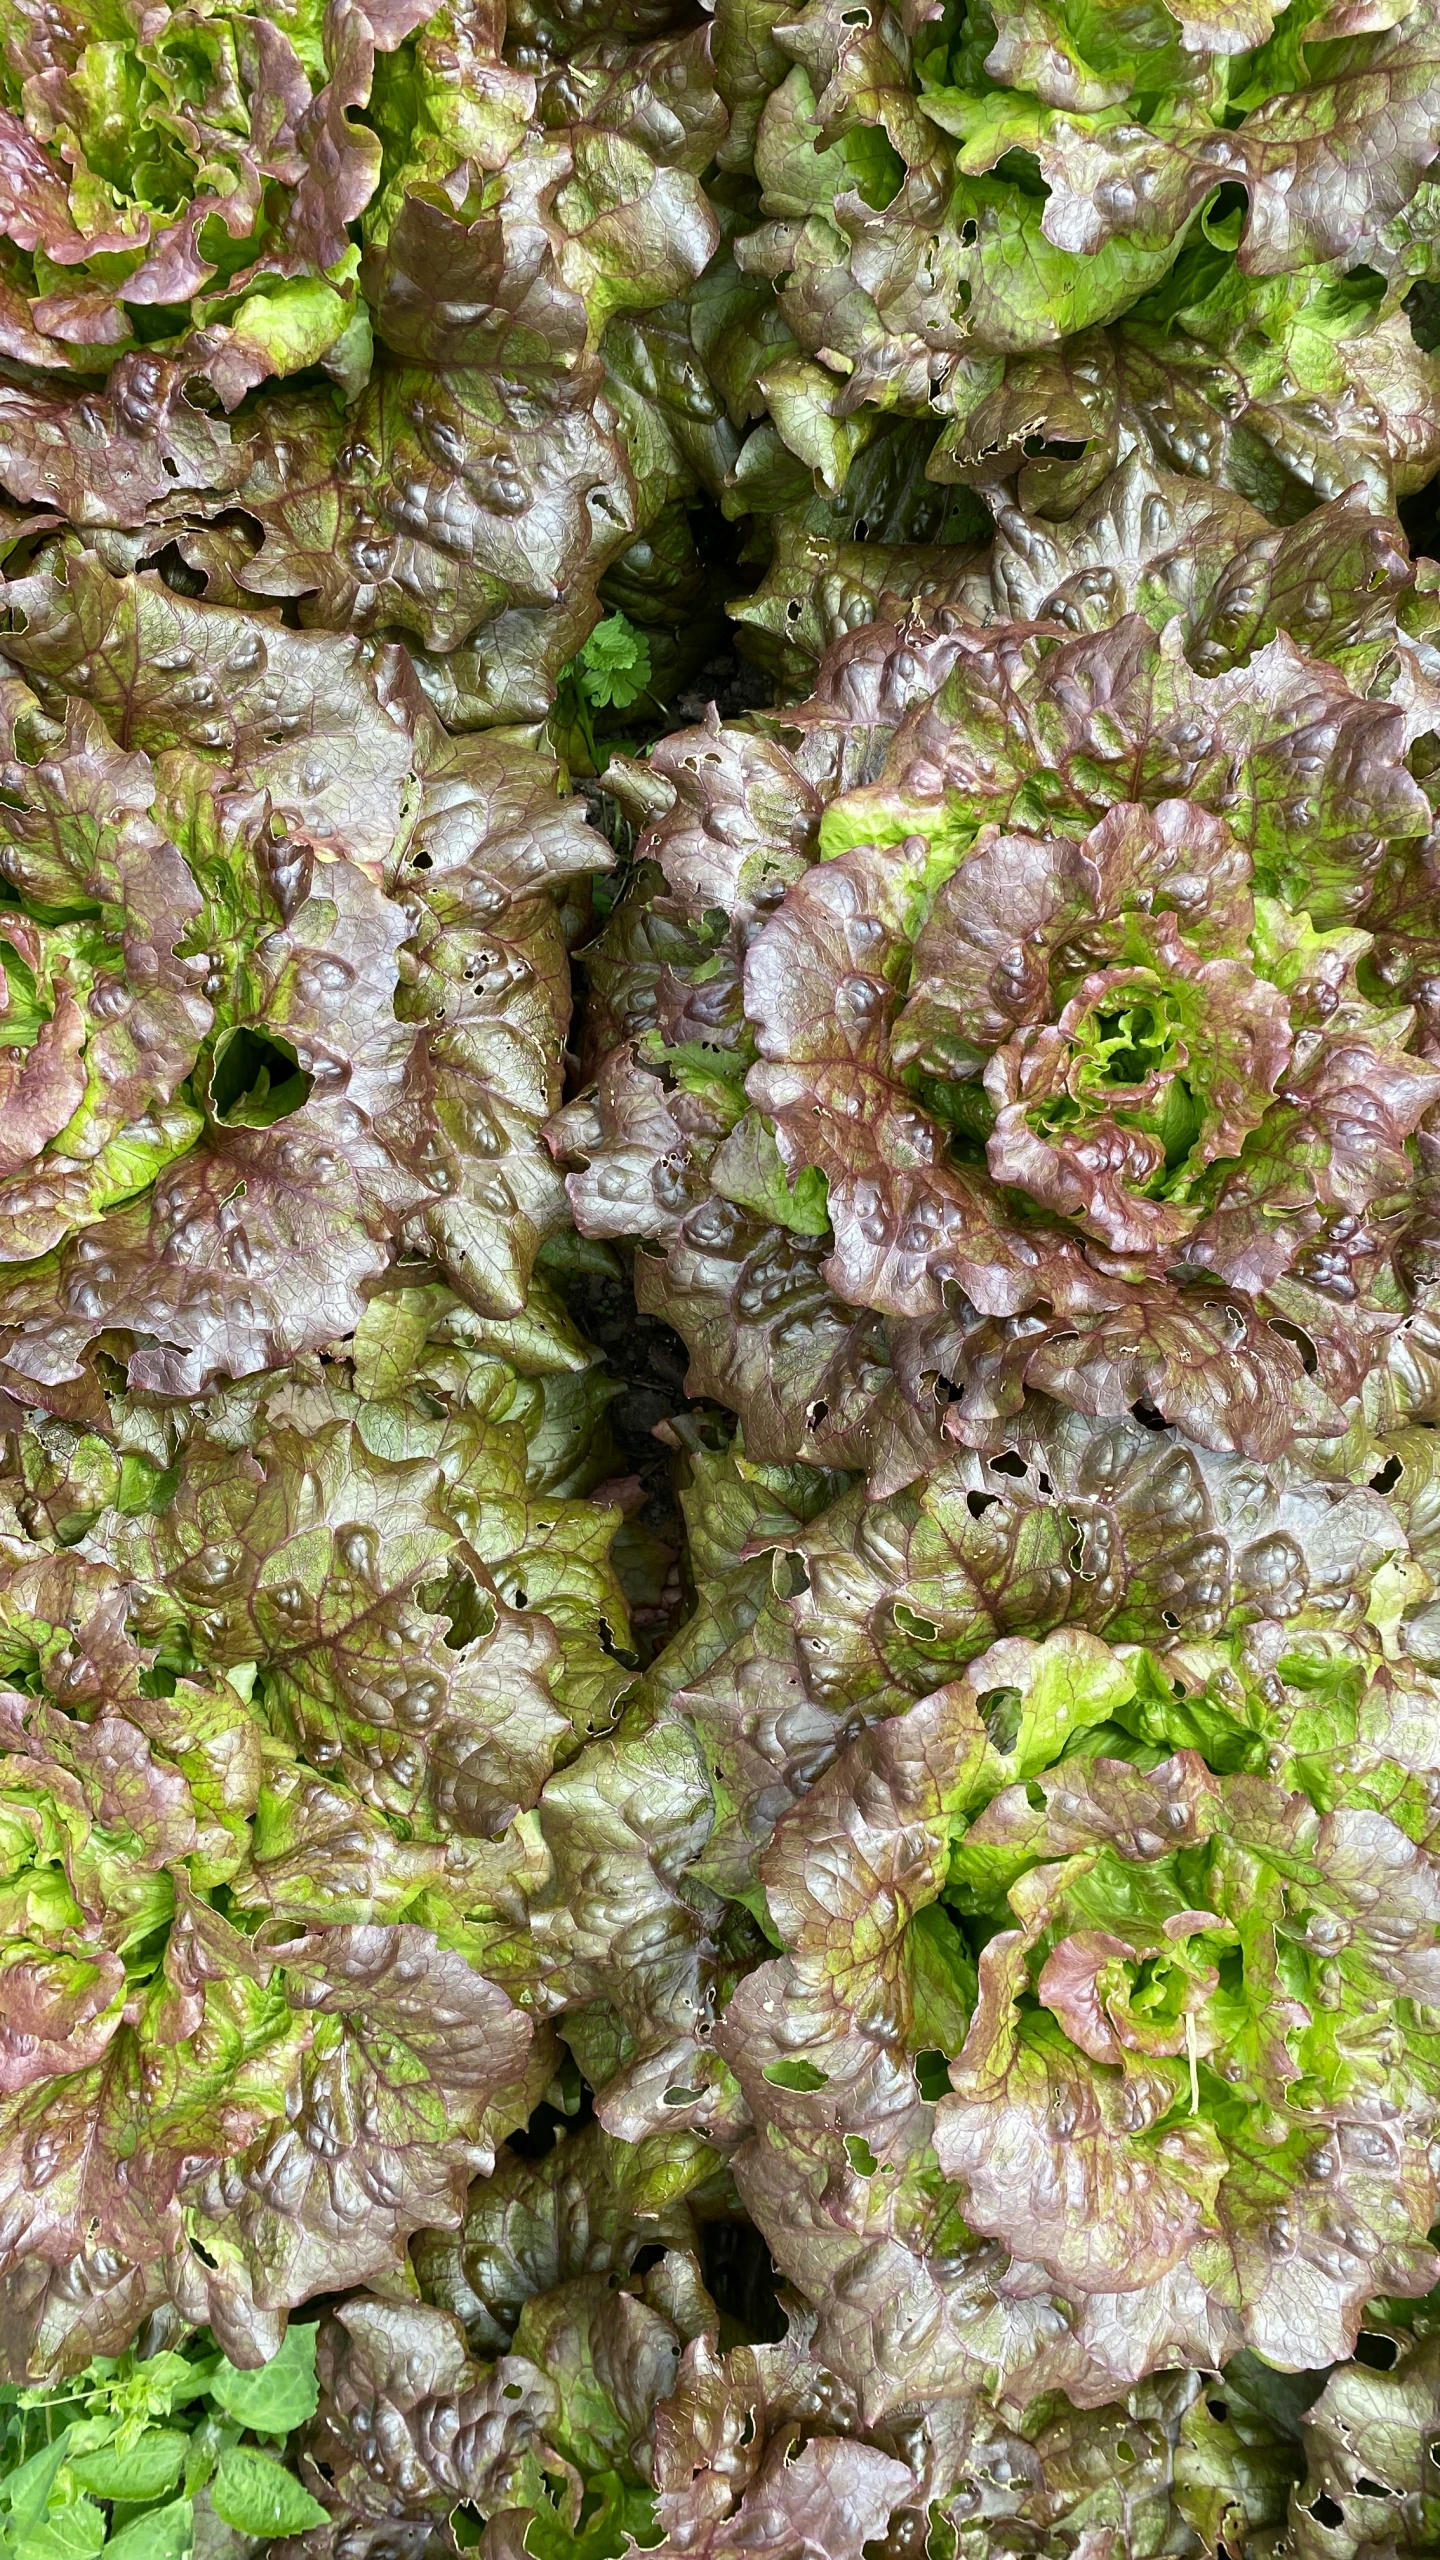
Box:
[0,554,595,1405]
[564,570,1440,1471]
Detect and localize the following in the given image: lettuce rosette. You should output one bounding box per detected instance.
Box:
[0,547,601,1412]
[556,484,1440,1474]
[0,0,428,395]
[698,0,1440,546]
[0,1277,640,2379]
[698,1617,1440,2404]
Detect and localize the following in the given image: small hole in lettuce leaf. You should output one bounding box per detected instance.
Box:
[1268,1317,1318,1376]
[663,2084,703,2105]
[207,1023,312,1127]
[1131,1399,1169,1430]
[845,2135,880,2174]
[1354,2479,1393,2498]
[989,1450,1027,1477]
[632,2242,667,2275]
[914,2049,951,2102]
[1207,2399,1229,2422]
[967,1491,999,1519]
[762,2057,829,2091]
[893,1601,939,1641]
[1354,2332,1400,2369]
[774,1550,812,1599]
[1202,183,1249,243]
[436,1568,494,1651]
[978,1686,1022,1755]
[1308,2496,1344,2527]
[1369,1456,1403,1495]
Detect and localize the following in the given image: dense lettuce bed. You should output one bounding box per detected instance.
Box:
[2,0,1440,2552]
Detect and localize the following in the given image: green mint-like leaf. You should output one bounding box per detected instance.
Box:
[66,2436,188,2503]
[208,2450,328,2538]
[205,2326,319,2437]
[103,2502,195,2560]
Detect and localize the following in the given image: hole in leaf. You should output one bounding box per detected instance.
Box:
[437,1567,494,1651]
[967,1490,999,1518]
[1369,1455,1403,1494]
[1354,2478,1392,2498]
[1355,2332,1400,2370]
[989,1450,1027,1477]
[1131,1399,1168,1430]
[631,2242,667,2275]
[893,1602,939,1641]
[1308,2496,1344,2528]
[978,1686,1022,1755]
[762,2057,829,2091]
[914,2049,951,2102]
[207,1024,312,1127]
[1269,1317,1318,1375]
[1207,2398,1229,2422]
[774,1550,812,1599]
[845,2134,879,2175]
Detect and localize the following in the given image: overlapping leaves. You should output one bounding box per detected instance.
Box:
[559,478,1440,1471]
[0,1286,635,2379]
[0,550,593,1410]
